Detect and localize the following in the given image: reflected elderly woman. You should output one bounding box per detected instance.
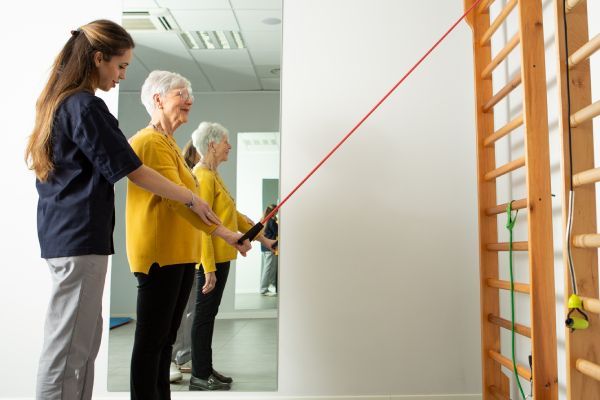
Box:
[126,71,251,400]
[189,122,276,391]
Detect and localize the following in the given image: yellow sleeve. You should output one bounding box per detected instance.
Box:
[236,211,254,234]
[198,170,216,273]
[139,138,216,234]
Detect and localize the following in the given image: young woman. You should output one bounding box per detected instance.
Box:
[26,20,222,400]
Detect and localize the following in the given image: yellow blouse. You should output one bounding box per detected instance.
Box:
[126,127,216,274]
[194,165,253,273]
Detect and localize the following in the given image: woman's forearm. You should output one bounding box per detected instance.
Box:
[127,165,192,204]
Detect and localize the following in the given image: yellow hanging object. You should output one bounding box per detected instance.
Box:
[566,294,589,331]
[567,317,589,330]
[568,294,583,309]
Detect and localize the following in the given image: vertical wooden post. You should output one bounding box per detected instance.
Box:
[464,1,510,398]
[517,0,558,397]
[554,0,600,398]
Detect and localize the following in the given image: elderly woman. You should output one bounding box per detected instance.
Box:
[188,122,276,391]
[126,71,251,400]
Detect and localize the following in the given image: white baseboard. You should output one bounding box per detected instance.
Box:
[90,394,482,400]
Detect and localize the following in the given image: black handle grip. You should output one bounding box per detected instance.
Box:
[237,222,264,244]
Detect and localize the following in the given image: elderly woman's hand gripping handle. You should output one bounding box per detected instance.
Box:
[212,225,252,256]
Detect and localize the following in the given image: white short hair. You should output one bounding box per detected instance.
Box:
[191,122,229,157]
[140,70,192,116]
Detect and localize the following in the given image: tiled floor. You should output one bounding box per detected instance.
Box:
[107,318,278,392]
[235,292,278,310]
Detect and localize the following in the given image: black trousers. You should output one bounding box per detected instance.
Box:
[130,263,195,400]
[191,262,230,378]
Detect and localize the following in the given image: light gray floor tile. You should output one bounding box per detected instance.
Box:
[107,317,277,392]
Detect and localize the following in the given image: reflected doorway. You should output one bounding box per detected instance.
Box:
[235,132,280,312]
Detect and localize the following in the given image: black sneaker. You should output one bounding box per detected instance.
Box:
[212,369,233,384]
[189,374,231,391]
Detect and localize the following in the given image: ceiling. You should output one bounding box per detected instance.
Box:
[121,0,282,93]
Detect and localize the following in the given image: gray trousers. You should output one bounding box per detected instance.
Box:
[260,251,278,293]
[172,275,197,366]
[36,255,108,400]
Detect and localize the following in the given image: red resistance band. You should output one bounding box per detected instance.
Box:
[240,0,484,245]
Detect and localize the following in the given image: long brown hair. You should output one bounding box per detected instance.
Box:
[182,140,200,169]
[25,20,134,181]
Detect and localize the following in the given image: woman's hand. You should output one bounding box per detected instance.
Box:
[202,271,216,294]
[212,226,252,256]
[191,194,221,225]
[258,236,277,252]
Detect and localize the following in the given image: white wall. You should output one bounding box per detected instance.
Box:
[0,0,484,398]
[278,0,481,396]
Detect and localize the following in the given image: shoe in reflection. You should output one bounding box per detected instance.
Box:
[212,368,233,383]
[189,374,231,391]
[169,362,183,383]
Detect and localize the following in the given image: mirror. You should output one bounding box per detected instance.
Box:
[108,0,281,392]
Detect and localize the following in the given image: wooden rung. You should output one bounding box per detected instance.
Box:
[482,73,522,112]
[582,297,600,315]
[486,278,530,294]
[573,167,600,187]
[484,157,525,181]
[482,33,520,79]
[482,75,521,113]
[573,233,600,248]
[488,350,532,380]
[566,0,584,13]
[576,359,600,381]
[487,241,528,251]
[489,385,509,400]
[485,198,527,216]
[483,114,524,147]
[569,34,600,68]
[488,314,532,337]
[477,0,496,13]
[480,0,517,46]
[570,100,600,128]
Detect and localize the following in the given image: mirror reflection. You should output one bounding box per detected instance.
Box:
[108,0,281,393]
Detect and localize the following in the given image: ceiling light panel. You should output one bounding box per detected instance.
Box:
[186,31,245,50]
[180,31,200,49]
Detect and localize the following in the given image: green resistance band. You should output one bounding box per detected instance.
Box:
[506,201,527,400]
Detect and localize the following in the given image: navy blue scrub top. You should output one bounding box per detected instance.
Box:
[36,91,142,259]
